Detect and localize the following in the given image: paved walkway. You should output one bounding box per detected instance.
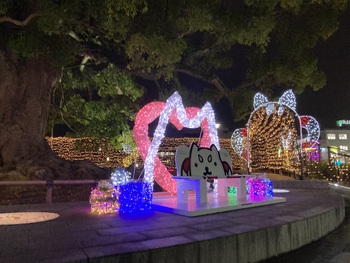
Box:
[0,187,345,263]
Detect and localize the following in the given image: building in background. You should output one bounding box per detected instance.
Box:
[319,120,350,164]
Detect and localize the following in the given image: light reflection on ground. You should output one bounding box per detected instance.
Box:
[273,189,290,193]
[0,212,59,225]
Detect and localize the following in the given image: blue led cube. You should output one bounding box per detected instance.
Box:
[118,181,153,214]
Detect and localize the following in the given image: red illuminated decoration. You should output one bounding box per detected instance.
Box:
[133,102,215,194]
[300,116,310,127]
[240,128,247,137]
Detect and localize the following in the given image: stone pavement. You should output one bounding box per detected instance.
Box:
[264,183,350,263]
[0,185,345,263]
[264,208,350,263]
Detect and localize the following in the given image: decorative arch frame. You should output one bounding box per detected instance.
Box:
[133,91,219,194]
[231,90,320,166]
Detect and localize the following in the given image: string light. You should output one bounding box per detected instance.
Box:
[122,148,140,167]
[133,91,219,194]
[46,137,128,168]
[231,128,248,161]
[118,181,153,214]
[89,180,119,215]
[122,142,134,154]
[46,136,245,175]
[248,105,299,172]
[299,115,320,149]
[266,104,275,115]
[110,168,131,187]
[246,176,274,197]
[253,93,269,109]
[278,89,296,111]
[232,90,320,175]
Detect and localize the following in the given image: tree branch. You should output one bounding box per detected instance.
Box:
[0,13,40,26]
[59,111,80,134]
[210,78,230,97]
[175,69,230,97]
[127,69,158,81]
[178,30,191,39]
[176,68,207,82]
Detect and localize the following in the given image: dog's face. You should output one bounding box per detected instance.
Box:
[189,144,224,176]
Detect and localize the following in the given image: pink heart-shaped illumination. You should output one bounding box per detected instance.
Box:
[133,102,212,194]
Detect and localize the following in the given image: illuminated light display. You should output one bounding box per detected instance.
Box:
[248,105,299,172]
[111,168,131,187]
[89,180,119,215]
[278,89,296,111]
[133,91,219,194]
[122,148,140,168]
[246,176,273,197]
[253,93,269,109]
[282,131,292,150]
[46,137,129,168]
[46,137,245,172]
[266,103,275,115]
[299,115,320,150]
[118,181,153,214]
[232,90,320,173]
[231,128,248,161]
[45,137,350,185]
[122,142,134,154]
[278,106,284,115]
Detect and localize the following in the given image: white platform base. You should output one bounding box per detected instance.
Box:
[152,192,286,217]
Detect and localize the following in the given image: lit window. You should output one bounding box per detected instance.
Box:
[327,134,336,140]
[339,134,347,140]
[340,145,348,151]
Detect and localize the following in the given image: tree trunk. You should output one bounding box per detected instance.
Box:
[0,51,109,180]
[0,51,57,163]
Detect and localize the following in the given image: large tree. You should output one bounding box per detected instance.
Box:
[0,0,347,179]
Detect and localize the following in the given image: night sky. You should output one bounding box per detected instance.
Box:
[297,6,350,129]
[200,7,350,133]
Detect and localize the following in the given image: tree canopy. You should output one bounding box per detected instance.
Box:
[1,0,347,137]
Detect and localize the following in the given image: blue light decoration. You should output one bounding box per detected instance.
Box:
[246,176,274,197]
[118,181,153,214]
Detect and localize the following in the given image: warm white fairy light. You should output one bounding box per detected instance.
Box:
[232,89,320,172]
[282,131,292,149]
[89,180,119,215]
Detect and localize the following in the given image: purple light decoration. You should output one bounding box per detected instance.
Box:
[246,177,274,197]
[118,181,153,214]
